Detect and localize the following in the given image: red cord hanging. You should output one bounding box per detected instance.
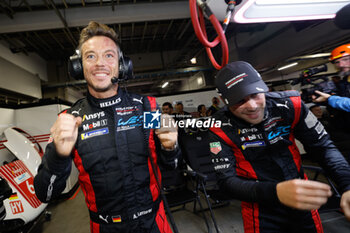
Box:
[189,0,229,70]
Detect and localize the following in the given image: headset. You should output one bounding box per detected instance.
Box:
[68,48,134,83]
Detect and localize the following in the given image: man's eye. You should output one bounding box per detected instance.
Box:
[106,54,114,58]
[86,54,95,59]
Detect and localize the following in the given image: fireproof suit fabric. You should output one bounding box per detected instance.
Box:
[209,91,350,233]
[34,88,180,233]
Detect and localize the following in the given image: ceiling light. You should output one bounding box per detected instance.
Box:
[207,0,349,23]
[277,62,298,71]
[161,82,169,88]
[234,0,348,23]
[190,57,197,64]
[298,53,331,59]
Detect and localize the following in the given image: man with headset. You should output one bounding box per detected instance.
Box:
[209,61,350,233]
[34,21,179,233]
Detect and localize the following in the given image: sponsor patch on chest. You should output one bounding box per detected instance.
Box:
[241,141,265,150]
[82,119,108,131]
[210,142,222,155]
[81,127,109,140]
[117,115,143,131]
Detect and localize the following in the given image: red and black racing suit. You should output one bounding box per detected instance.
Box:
[209,91,350,233]
[34,88,180,233]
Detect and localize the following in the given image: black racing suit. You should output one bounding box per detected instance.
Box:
[209,91,350,233]
[34,88,180,233]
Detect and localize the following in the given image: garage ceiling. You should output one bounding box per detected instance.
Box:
[0,0,350,103]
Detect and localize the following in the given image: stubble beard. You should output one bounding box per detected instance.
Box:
[87,80,114,93]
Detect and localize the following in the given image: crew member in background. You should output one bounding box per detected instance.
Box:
[34,21,179,233]
[174,102,191,120]
[325,44,350,145]
[209,61,350,233]
[197,104,207,117]
[330,44,350,97]
[207,97,220,116]
[162,102,174,115]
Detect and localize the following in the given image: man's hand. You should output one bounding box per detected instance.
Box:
[50,113,82,157]
[312,90,331,103]
[340,190,350,221]
[276,179,332,210]
[155,114,178,150]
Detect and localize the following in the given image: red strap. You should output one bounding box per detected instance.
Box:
[147,96,157,112]
[210,127,257,179]
[290,96,301,128]
[146,96,161,201]
[288,96,302,172]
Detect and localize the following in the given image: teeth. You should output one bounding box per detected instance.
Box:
[95,73,108,77]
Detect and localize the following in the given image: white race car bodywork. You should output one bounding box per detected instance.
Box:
[0,128,47,229]
[0,127,78,230]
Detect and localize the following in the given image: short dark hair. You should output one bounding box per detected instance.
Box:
[309,105,321,111]
[78,21,119,50]
[197,104,205,112]
[162,102,173,109]
[176,102,183,107]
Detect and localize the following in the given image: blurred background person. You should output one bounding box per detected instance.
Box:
[197,104,207,117]
[162,102,174,115]
[207,97,220,116]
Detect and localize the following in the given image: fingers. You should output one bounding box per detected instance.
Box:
[293,194,329,210]
[52,114,79,138]
[76,116,83,126]
[296,179,332,192]
[50,113,81,156]
[277,179,332,210]
[340,190,350,221]
[295,202,327,211]
[313,90,330,102]
[156,131,178,150]
[156,131,177,140]
[294,181,331,209]
[341,202,350,221]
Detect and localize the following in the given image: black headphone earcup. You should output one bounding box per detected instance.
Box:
[68,54,84,79]
[118,56,134,81]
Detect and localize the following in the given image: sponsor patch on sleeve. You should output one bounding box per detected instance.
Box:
[210,142,222,155]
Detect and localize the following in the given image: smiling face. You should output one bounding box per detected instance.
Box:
[228,93,266,125]
[81,36,119,98]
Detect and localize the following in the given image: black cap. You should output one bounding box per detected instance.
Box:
[215,61,268,106]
